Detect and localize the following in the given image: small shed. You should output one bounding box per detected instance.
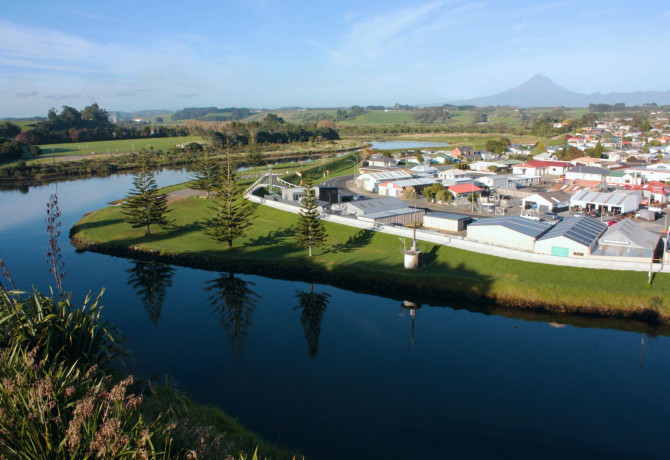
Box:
[423,212,473,232]
[358,208,426,226]
[534,215,607,257]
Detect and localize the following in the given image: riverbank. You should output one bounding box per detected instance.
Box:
[0,140,367,183]
[70,195,670,325]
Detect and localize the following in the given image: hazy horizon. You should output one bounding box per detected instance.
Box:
[2,0,670,117]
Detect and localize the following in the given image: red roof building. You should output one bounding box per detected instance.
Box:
[448,184,482,195]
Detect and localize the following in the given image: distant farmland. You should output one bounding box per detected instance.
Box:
[37,136,205,158]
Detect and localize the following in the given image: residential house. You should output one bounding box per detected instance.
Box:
[449,146,474,160]
[565,165,609,182]
[521,191,571,212]
[448,184,482,199]
[512,160,571,177]
[366,154,397,168]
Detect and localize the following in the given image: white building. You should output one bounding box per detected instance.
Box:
[570,190,640,214]
[534,216,606,257]
[521,191,571,212]
[466,216,554,251]
[565,166,609,182]
[357,170,412,192]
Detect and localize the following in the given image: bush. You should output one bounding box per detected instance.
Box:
[0,289,126,371]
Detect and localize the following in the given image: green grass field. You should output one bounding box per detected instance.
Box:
[72,186,670,320]
[37,136,205,158]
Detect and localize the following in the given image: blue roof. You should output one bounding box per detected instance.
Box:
[468,216,554,238]
[537,215,606,246]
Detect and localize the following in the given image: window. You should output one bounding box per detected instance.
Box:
[573,252,584,256]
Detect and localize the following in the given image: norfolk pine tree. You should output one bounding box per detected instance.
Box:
[192,152,220,197]
[207,154,252,249]
[296,177,328,257]
[122,161,172,236]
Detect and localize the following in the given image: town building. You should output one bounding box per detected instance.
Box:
[466,216,554,251]
[534,216,606,257]
[570,190,640,214]
[422,212,473,232]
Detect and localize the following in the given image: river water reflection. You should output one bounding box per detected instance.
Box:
[1,171,670,459]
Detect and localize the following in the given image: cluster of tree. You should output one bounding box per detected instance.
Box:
[588,103,628,113]
[485,138,511,154]
[413,107,452,124]
[15,104,190,145]
[172,107,251,121]
[0,140,24,163]
[473,111,489,123]
[205,114,339,149]
[0,121,21,139]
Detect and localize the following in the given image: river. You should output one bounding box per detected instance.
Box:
[1,170,669,459]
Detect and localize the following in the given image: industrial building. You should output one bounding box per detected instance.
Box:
[570,190,640,214]
[592,219,663,262]
[534,216,607,257]
[466,216,554,251]
[357,208,426,226]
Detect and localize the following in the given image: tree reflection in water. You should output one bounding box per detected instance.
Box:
[126,260,175,325]
[206,273,259,362]
[294,284,330,358]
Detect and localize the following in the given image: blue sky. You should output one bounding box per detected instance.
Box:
[1,0,669,117]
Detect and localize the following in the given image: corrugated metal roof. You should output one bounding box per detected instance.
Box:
[597,219,661,249]
[424,212,473,221]
[468,216,554,238]
[537,215,606,247]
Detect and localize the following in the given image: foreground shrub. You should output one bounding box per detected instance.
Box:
[0,345,169,458]
[0,288,126,371]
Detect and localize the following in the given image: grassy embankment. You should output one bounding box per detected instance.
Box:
[71,182,670,323]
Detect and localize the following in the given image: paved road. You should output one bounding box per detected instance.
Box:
[321,174,354,188]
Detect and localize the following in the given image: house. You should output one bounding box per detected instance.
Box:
[357,170,412,192]
[438,168,471,181]
[513,160,571,177]
[625,164,670,183]
[521,191,571,213]
[534,216,606,257]
[571,157,602,166]
[476,174,540,190]
[592,219,663,262]
[570,190,640,214]
[449,146,474,159]
[422,212,473,232]
[605,171,643,186]
[448,184,482,198]
[378,178,437,198]
[366,154,398,167]
[466,216,554,251]
[409,164,439,176]
[641,181,670,204]
[565,166,609,182]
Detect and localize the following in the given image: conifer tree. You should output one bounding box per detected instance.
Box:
[296,177,328,257]
[192,152,219,197]
[207,154,252,249]
[244,140,264,167]
[122,162,172,236]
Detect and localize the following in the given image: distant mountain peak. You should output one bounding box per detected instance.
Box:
[506,74,570,94]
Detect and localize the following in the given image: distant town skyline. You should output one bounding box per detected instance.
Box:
[1,0,670,117]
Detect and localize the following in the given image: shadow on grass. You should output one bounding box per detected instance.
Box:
[247,226,296,246]
[73,218,125,232]
[423,245,439,266]
[111,222,205,246]
[325,229,374,254]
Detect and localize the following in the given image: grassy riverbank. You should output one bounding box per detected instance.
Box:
[71,193,670,322]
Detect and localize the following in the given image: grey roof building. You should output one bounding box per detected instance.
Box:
[593,219,663,260]
[467,216,555,251]
[534,215,607,256]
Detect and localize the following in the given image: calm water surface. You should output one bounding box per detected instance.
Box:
[1,171,670,459]
[370,140,449,150]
